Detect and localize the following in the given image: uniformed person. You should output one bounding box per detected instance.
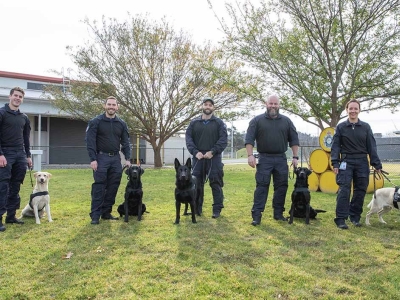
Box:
[331,99,382,229]
[86,96,131,224]
[245,95,299,225]
[186,97,228,218]
[0,87,33,232]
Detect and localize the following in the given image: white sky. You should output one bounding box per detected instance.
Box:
[1,0,399,136]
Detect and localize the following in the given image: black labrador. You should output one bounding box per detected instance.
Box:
[289,167,326,224]
[174,158,200,224]
[117,165,146,222]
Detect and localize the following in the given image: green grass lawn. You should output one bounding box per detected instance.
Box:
[1,164,400,299]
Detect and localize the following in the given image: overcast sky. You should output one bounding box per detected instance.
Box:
[1,0,399,136]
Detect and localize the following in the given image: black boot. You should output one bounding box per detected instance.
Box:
[252,214,262,226]
[5,215,24,224]
[0,217,6,232]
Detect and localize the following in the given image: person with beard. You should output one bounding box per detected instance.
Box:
[245,95,299,225]
[85,96,131,224]
[331,99,382,229]
[186,97,228,218]
[0,87,32,232]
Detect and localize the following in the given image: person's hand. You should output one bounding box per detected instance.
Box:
[375,168,382,174]
[90,160,98,171]
[248,155,256,168]
[27,157,33,169]
[125,160,131,168]
[292,157,298,168]
[204,151,214,159]
[0,155,7,168]
[333,167,339,175]
[195,152,204,160]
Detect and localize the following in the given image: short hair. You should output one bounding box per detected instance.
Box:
[345,99,360,109]
[105,96,118,104]
[10,87,25,96]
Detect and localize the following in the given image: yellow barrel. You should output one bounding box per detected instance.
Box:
[319,127,335,152]
[366,172,384,193]
[308,171,320,192]
[319,170,339,194]
[310,149,329,174]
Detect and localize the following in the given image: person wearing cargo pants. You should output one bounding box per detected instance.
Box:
[331,99,382,229]
[245,95,299,225]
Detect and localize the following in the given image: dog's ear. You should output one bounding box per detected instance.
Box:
[140,167,144,175]
[185,158,192,169]
[125,167,130,175]
[46,172,52,178]
[34,172,38,178]
[306,169,312,176]
[174,158,180,170]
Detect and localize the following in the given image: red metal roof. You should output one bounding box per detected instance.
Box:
[0,70,64,84]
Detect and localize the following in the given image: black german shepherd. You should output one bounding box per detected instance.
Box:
[117,165,146,222]
[174,158,200,224]
[289,167,326,224]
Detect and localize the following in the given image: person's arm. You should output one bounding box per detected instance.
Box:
[330,126,341,174]
[120,121,131,165]
[210,119,228,155]
[366,124,382,170]
[185,120,198,156]
[85,118,98,162]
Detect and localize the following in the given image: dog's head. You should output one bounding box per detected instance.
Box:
[125,165,144,181]
[34,172,52,184]
[174,158,192,183]
[295,167,312,180]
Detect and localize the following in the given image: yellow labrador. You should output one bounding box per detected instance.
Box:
[365,187,400,225]
[20,172,53,224]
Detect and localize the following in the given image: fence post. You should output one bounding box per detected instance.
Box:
[183,147,185,163]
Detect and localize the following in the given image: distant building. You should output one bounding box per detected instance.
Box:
[0,70,188,165]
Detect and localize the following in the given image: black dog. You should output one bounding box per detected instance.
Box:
[289,167,326,224]
[174,158,200,224]
[117,165,146,222]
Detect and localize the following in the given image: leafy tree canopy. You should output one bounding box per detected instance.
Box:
[211,0,400,129]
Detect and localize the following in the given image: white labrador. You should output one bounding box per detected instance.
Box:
[365,187,399,225]
[20,172,53,224]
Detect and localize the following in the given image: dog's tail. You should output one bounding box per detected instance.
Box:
[367,195,375,209]
[314,209,327,213]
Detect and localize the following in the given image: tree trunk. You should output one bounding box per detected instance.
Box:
[153,147,163,168]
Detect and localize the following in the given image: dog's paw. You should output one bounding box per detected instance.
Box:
[49,219,53,222]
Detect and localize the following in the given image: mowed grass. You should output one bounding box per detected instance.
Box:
[1,164,400,299]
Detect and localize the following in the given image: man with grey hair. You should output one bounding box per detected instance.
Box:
[245,95,299,225]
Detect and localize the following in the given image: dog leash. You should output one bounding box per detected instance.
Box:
[29,167,34,188]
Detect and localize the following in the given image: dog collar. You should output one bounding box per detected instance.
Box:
[394,187,400,209]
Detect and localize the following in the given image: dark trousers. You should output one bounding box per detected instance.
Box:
[90,154,122,220]
[251,155,288,219]
[335,157,369,223]
[0,149,28,217]
[192,154,224,213]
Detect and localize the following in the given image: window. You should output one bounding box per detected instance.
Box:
[34,116,48,132]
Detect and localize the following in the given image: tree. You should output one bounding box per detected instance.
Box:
[210,0,400,129]
[227,125,246,153]
[49,15,258,167]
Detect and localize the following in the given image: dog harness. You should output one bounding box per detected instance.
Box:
[29,191,49,210]
[393,187,400,209]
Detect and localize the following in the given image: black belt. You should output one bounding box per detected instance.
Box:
[342,153,367,159]
[98,151,119,156]
[259,153,285,157]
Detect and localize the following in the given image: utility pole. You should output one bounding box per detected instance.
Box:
[231,121,234,158]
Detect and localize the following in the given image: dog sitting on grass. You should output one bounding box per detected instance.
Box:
[289,167,326,224]
[20,172,53,224]
[174,158,200,224]
[117,165,147,222]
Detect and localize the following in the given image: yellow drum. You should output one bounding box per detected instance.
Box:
[319,127,335,152]
[309,149,329,174]
[366,172,384,193]
[319,170,339,194]
[308,171,320,192]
